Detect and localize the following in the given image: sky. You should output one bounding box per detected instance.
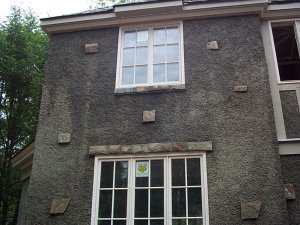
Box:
[0,0,95,21]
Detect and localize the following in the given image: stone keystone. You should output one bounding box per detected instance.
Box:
[50,197,71,215]
[241,200,262,220]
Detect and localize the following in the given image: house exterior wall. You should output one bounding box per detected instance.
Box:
[281,155,300,225]
[17,178,30,225]
[24,15,289,225]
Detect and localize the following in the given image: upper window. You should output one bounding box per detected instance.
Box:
[271,21,300,83]
[116,23,184,88]
[91,155,209,225]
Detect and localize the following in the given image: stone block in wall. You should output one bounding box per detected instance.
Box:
[241,200,262,220]
[85,43,99,54]
[285,183,296,200]
[143,110,156,123]
[234,85,248,92]
[57,132,71,144]
[50,197,70,215]
[207,41,219,50]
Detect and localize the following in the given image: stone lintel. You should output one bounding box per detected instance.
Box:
[114,84,185,95]
[89,141,212,155]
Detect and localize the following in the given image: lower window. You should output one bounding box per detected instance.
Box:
[91,154,209,225]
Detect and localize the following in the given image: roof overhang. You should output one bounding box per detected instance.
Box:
[41,0,269,34]
[11,141,34,172]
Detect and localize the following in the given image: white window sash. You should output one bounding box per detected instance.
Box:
[294,21,300,56]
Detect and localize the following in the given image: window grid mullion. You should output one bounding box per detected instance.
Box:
[185,158,188,224]
[149,28,154,84]
[148,160,151,225]
[111,162,116,224]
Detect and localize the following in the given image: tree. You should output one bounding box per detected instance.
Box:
[0,6,49,225]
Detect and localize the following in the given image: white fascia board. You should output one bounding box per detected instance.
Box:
[268,2,300,11]
[114,1,182,15]
[183,0,268,10]
[41,0,268,34]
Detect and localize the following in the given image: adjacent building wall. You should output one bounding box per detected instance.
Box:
[24,15,288,225]
[17,178,30,225]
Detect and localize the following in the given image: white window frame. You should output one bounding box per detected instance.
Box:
[115,21,185,89]
[91,152,209,225]
[269,19,300,84]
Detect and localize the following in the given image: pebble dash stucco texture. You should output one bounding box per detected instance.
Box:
[24,15,289,225]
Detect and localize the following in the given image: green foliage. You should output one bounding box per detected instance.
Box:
[0,6,49,225]
[89,0,131,9]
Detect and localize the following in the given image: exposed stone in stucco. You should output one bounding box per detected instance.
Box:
[241,200,262,220]
[50,197,70,215]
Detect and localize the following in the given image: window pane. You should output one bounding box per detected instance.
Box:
[136,160,149,187]
[154,28,166,45]
[167,27,179,44]
[100,162,114,188]
[150,189,164,217]
[188,219,203,225]
[137,30,148,46]
[153,64,165,83]
[151,160,164,187]
[115,161,128,188]
[113,221,126,225]
[172,159,185,186]
[124,31,136,47]
[114,190,127,218]
[135,189,148,218]
[167,63,179,82]
[153,46,165,64]
[167,45,179,62]
[187,158,201,186]
[122,67,134,85]
[99,190,112,218]
[135,220,148,225]
[188,188,202,217]
[135,66,147,84]
[123,48,135,65]
[150,220,164,225]
[99,220,111,225]
[173,219,187,225]
[136,47,148,65]
[172,188,186,217]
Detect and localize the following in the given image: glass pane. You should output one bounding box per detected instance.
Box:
[151,160,164,187]
[137,30,148,46]
[136,47,148,65]
[167,45,179,62]
[153,64,165,83]
[136,160,149,187]
[135,66,147,84]
[122,66,134,85]
[150,220,164,225]
[113,221,126,225]
[173,219,186,225]
[188,188,202,217]
[188,219,203,225]
[172,159,185,186]
[150,189,164,217]
[124,31,136,47]
[114,190,127,218]
[135,189,148,218]
[115,161,128,188]
[123,48,135,65]
[154,28,166,45]
[100,162,114,188]
[167,27,179,44]
[167,63,179,82]
[153,46,165,64]
[135,220,148,225]
[99,190,112,218]
[172,188,186,217]
[187,158,201,186]
[99,220,111,225]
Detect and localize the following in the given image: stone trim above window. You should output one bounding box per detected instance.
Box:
[89,141,213,155]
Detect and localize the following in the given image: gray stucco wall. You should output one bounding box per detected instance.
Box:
[280,91,300,139]
[281,155,300,225]
[24,15,288,225]
[17,178,30,225]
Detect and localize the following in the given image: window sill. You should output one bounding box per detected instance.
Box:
[114,84,185,95]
